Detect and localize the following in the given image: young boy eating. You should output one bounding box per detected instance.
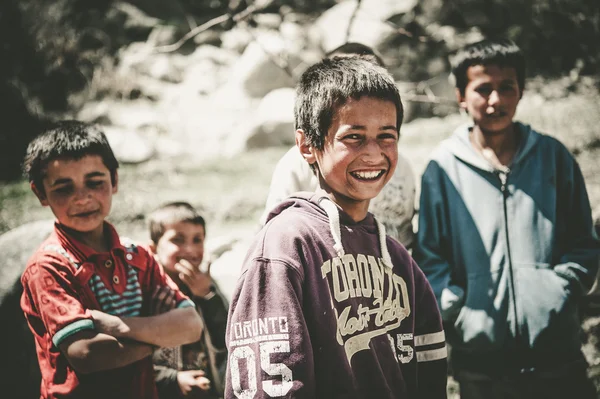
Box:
[20,121,203,399]
[225,57,447,398]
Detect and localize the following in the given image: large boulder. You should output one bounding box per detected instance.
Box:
[310,0,418,53]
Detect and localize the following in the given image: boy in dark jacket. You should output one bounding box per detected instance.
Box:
[146,202,228,399]
[225,57,447,398]
[414,38,599,398]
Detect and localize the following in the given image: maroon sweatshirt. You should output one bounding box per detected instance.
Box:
[225,193,447,398]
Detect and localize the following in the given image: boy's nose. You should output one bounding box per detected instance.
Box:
[488,90,501,106]
[363,139,385,160]
[73,187,92,203]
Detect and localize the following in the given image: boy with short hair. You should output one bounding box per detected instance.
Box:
[414,38,599,398]
[147,201,228,399]
[260,42,416,249]
[225,57,447,398]
[20,121,203,399]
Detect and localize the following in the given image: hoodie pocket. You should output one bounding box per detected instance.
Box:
[451,271,508,351]
[515,263,581,358]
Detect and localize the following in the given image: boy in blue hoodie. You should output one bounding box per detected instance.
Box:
[225,57,447,398]
[414,38,599,398]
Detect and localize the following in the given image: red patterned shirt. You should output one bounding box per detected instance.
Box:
[20,222,194,399]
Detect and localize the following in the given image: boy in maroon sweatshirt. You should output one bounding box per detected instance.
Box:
[225,57,448,398]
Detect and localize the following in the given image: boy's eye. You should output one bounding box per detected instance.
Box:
[87,180,105,189]
[343,133,362,141]
[170,236,185,245]
[193,236,204,244]
[53,186,73,195]
[500,84,517,93]
[475,86,492,95]
[378,132,398,141]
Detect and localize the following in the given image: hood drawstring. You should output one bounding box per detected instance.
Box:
[376,219,393,268]
[319,198,345,257]
[318,197,393,268]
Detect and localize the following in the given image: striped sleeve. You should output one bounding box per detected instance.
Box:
[415,330,447,363]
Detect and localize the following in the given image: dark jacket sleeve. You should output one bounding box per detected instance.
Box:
[411,259,448,398]
[225,258,315,399]
[197,284,229,350]
[154,364,181,399]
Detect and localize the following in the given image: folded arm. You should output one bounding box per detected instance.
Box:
[92,306,203,348]
[59,330,153,374]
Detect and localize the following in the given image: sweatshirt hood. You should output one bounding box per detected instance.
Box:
[443,121,541,172]
[265,192,393,268]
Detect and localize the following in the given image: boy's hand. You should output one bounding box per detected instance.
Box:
[177,369,211,397]
[90,309,128,337]
[150,285,177,315]
[175,259,213,298]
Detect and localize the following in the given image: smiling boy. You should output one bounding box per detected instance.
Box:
[225,57,447,398]
[146,202,229,399]
[20,121,203,399]
[414,38,599,398]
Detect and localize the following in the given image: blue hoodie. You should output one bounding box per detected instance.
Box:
[414,122,599,374]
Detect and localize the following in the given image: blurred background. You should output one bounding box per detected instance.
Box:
[0,0,599,397]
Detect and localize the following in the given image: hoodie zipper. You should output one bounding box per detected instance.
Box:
[497,169,526,371]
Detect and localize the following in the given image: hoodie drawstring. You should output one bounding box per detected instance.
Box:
[319,198,345,258]
[318,197,393,268]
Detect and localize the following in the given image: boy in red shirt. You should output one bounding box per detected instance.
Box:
[20,121,203,399]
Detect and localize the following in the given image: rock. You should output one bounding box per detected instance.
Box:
[118,42,185,83]
[210,238,254,302]
[229,34,300,98]
[192,30,223,47]
[103,125,155,164]
[253,13,283,29]
[279,21,308,54]
[147,24,180,48]
[221,88,296,157]
[310,0,418,53]
[221,25,254,54]
[248,87,296,147]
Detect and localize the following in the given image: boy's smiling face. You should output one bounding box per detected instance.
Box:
[300,96,398,221]
[459,64,521,136]
[152,221,205,274]
[33,154,117,242]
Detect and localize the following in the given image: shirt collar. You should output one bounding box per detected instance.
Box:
[54,221,133,265]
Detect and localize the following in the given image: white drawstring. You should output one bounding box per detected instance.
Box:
[319,198,345,257]
[376,220,393,268]
[318,197,393,268]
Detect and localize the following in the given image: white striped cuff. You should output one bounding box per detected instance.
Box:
[416,346,448,362]
[415,330,447,363]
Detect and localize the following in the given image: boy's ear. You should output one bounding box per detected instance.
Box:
[112,170,119,194]
[148,241,156,254]
[456,88,467,110]
[295,129,317,165]
[30,182,49,207]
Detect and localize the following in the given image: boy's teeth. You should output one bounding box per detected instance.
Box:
[353,170,382,179]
